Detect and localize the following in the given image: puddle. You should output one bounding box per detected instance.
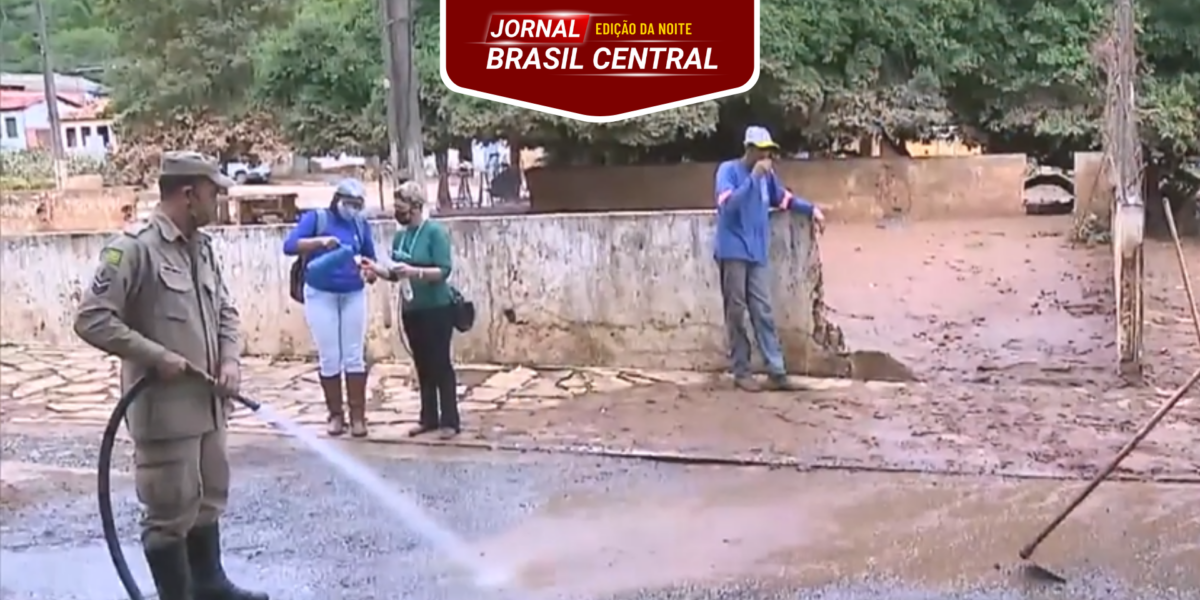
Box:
[0,542,268,600]
[0,543,151,600]
[472,469,1200,599]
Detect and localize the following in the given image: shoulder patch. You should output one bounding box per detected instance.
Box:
[100,247,124,267]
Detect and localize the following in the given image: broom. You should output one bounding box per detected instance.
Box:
[1018,194,1200,583]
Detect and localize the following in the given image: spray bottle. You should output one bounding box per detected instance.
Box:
[306,244,354,280]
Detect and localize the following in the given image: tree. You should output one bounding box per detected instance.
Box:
[95,0,293,183]
[1140,0,1200,160]
[251,0,1200,166]
[97,0,291,121]
[254,0,720,161]
[1,0,116,74]
[252,0,388,157]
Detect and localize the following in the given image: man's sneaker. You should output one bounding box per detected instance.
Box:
[765,374,804,391]
[733,376,762,392]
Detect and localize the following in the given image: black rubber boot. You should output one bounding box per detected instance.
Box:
[144,541,193,600]
[187,522,269,600]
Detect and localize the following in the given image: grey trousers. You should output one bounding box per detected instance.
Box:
[718,259,786,377]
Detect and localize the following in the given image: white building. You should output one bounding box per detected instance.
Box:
[0,91,85,151]
[60,99,116,156]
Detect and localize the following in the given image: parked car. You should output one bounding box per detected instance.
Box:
[223,161,272,185]
[1023,164,1075,216]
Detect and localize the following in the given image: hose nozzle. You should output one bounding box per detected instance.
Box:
[186,364,262,411]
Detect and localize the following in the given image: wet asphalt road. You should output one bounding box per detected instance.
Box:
[1,427,1198,600]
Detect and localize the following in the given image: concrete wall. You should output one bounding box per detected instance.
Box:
[527,154,1027,221]
[0,212,848,373]
[1073,152,1112,232]
[0,187,138,234]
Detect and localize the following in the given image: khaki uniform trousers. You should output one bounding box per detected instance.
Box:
[134,428,229,548]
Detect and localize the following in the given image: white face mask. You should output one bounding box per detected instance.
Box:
[337,203,361,220]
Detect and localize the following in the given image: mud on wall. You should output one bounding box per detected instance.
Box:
[527,154,1027,221]
[0,212,848,373]
[0,187,139,234]
[1073,152,1113,234]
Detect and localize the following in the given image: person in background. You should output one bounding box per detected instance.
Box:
[360,181,461,440]
[714,125,825,392]
[282,179,378,437]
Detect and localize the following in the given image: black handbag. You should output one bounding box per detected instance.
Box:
[288,257,307,303]
[449,287,475,333]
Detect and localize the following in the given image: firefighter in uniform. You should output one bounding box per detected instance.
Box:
[74,151,268,600]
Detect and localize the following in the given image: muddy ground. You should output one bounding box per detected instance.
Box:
[2,427,1198,600]
[818,216,1116,387]
[1143,236,1200,389]
[816,214,1197,390]
[454,215,1200,480]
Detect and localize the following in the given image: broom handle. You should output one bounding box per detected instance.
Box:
[1162,195,1200,341]
[1021,195,1200,560]
[1019,366,1200,559]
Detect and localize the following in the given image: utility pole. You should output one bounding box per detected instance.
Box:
[34,0,68,189]
[378,0,400,211]
[1104,0,1144,377]
[380,0,428,213]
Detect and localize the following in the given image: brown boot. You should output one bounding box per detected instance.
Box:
[345,372,369,438]
[319,376,345,436]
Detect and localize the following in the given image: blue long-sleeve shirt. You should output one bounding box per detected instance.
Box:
[713,159,814,264]
[282,209,378,293]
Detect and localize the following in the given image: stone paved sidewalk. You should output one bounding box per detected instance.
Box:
[0,343,698,433]
[3,343,1199,482]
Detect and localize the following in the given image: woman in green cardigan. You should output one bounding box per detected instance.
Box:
[367,181,461,439]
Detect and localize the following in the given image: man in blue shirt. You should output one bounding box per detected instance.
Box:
[715,126,825,392]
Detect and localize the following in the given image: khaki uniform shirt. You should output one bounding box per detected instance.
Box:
[74,209,241,442]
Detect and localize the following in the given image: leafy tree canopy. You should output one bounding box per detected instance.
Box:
[249,0,1170,162]
[96,0,291,122]
[0,0,115,75]
[12,0,1200,166]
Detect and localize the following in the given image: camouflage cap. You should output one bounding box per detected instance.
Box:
[160,151,237,189]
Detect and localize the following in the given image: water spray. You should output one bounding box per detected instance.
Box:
[98,372,512,600]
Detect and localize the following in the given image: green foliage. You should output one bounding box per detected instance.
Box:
[252,0,387,156]
[0,0,115,74]
[253,0,721,157]
[0,150,109,190]
[1140,0,1200,159]
[67,0,1200,164]
[245,0,1119,160]
[96,0,292,124]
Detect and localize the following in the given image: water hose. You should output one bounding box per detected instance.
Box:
[98,374,261,600]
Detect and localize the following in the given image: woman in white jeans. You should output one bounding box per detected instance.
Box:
[282,179,378,437]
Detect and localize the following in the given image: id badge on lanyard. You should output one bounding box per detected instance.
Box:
[398,223,425,303]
